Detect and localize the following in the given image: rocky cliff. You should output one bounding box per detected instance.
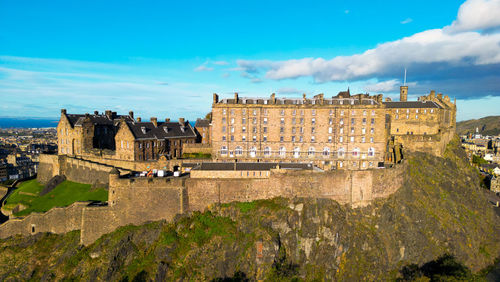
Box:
[0,139,499,280]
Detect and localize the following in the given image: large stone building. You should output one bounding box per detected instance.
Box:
[211,86,456,169]
[57,110,197,161]
[211,91,389,170]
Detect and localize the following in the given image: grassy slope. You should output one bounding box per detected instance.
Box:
[0,139,498,281]
[3,180,107,216]
[457,115,500,136]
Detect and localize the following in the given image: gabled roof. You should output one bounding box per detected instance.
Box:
[125,121,197,140]
[195,118,210,128]
[64,113,134,127]
[383,101,442,109]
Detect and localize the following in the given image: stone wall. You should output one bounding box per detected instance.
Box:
[36,154,59,184]
[182,143,212,154]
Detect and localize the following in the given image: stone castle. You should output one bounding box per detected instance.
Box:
[0,86,456,244]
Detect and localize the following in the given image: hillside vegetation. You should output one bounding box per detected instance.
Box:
[457,115,500,136]
[2,180,107,216]
[0,139,499,280]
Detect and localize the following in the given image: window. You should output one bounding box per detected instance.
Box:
[351,118,355,125]
[230,135,234,141]
[406,115,409,119]
[300,118,304,124]
[371,118,375,124]
[263,136,267,142]
[311,127,315,133]
[328,127,333,134]
[280,127,285,133]
[293,147,300,158]
[264,146,271,156]
[362,118,366,125]
[371,110,375,116]
[253,127,257,133]
[416,109,419,113]
[230,118,234,124]
[351,100,355,105]
[300,127,304,134]
[263,117,268,124]
[280,117,285,124]
[242,109,246,115]
[339,136,343,143]
[263,109,268,116]
[223,109,227,115]
[351,127,355,134]
[361,137,366,143]
[147,143,150,148]
[431,109,434,113]
[323,147,330,157]
[339,161,343,168]
[222,136,226,141]
[352,147,360,157]
[242,126,246,133]
[311,136,315,142]
[242,117,246,124]
[280,136,284,142]
[362,128,366,134]
[221,146,228,155]
[340,118,344,125]
[280,109,285,116]
[292,118,296,125]
[329,109,333,116]
[235,146,243,155]
[308,147,315,156]
[312,109,316,116]
[363,110,367,116]
[279,147,286,157]
[292,127,296,134]
[368,147,375,157]
[222,126,226,133]
[253,118,257,124]
[340,127,344,134]
[121,140,124,149]
[292,110,296,116]
[350,136,354,142]
[312,118,316,124]
[299,136,303,142]
[291,136,296,142]
[340,110,344,116]
[338,147,345,158]
[249,147,257,157]
[328,136,332,143]
[415,115,418,119]
[352,110,356,115]
[242,136,246,141]
[395,114,399,120]
[230,127,234,133]
[370,137,374,143]
[222,117,226,123]
[253,109,257,115]
[253,136,257,142]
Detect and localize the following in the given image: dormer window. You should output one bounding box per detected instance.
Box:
[141,127,146,134]
[163,127,169,133]
[180,126,185,133]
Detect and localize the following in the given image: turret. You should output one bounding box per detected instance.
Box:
[213,93,219,104]
[151,117,158,127]
[400,86,408,102]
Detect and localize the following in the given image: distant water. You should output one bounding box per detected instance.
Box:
[0,117,58,128]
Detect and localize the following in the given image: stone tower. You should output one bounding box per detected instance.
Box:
[400,85,408,102]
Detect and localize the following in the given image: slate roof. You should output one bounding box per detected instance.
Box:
[219,96,379,106]
[126,121,197,140]
[195,118,210,128]
[383,101,442,109]
[65,113,134,127]
[192,162,313,171]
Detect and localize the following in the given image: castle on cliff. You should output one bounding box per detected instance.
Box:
[0,85,457,244]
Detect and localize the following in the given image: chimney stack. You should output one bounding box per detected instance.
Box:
[136,117,141,122]
[400,86,408,102]
[213,93,219,104]
[129,111,134,119]
[105,110,112,119]
[234,92,238,103]
[94,111,99,115]
[270,93,276,104]
[430,90,436,98]
[151,117,158,127]
[165,118,170,122]
[61,109,67,115]
[179,118,185,125]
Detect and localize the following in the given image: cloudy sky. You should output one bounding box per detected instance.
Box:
[1,0,499,121]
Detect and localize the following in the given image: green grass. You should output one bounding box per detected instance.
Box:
[181,152,211,159]
[4,179,108,217]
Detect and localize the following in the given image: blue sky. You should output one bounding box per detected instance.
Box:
[1,0,499,121]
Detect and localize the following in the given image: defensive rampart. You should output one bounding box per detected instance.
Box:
[4,161,405,245]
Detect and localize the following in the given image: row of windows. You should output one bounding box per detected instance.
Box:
[395,108,434,114]
[221,117,376,125]
[221,108,377,117]
[220,146,376,158]
[222,126,376,135]
[221,135,375,143]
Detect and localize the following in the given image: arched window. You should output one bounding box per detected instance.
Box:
[323,147,330,157]
[249,147,257,158]
[279,147,286,158]
[293,147,300,158]
[308,147,315,157]
[368,147,375,157]
[235,146,243,156]
[352,147,360,157]
[264,146,271,156]
[338,147,345,158]
[220,146,228,155]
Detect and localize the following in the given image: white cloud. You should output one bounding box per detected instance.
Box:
[401,18,413,24]
[194,64,214,72]
[277,87,302,94]
[363,79,401,92]
[213,60,229,65]
[448,0,500,32]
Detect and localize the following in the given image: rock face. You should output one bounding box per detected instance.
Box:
[0,140,499,280]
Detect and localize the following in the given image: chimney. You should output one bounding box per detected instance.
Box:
[213,93,219,104]
[105,110,112,119]
[270,93,276,104]
[136,117,141,122]
[400,86,408,102]
[430,90,436,98]
[94,110,99,115]
[179,118,185,125]
[129,111,134,119]
[385,97,392,102]
[151,117,158,127]
[234,92,238,103]
[376,94,383,103]
[437,93,443,100]
[61,109,67,115]
[165,118,170,122]
[85,113,90,118]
